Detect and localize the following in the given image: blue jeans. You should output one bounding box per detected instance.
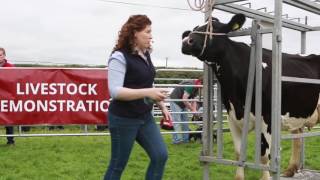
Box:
[169,102,189,144]
[104,112,168,180]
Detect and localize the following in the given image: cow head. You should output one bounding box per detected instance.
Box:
[181,14,245,61]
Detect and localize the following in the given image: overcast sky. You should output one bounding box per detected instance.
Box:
[0,0,319,68]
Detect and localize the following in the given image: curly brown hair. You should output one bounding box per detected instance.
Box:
[113,15,152,53]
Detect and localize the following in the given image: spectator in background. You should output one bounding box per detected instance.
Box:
[0,47,15,145]
[48,126,64,130]
[104,15,171,180]
[169,77,202,144]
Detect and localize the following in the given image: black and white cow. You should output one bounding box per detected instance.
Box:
[181,14,320,180]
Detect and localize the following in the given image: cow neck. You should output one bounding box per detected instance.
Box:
[216,40,251,82]
[214,40,251,119]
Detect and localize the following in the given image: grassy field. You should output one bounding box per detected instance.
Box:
[0,128,320,180]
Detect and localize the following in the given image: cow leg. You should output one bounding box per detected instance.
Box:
[228,117,244,180]
[283,128,303,177]
[260,122,271,180]
[317,103,320,123]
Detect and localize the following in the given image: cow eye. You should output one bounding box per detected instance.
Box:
[188,38,194,45]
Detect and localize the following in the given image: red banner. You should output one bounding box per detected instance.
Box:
[0,68,109,125]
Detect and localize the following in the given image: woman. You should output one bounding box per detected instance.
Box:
[104,15,172,180]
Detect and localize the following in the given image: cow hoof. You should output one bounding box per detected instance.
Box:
[282,170,295,177]
[282,165,298,177]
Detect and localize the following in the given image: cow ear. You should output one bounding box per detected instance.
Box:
[225,14,246,32]
[182,30,191,39]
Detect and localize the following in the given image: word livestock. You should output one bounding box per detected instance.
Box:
[16,83,98,95]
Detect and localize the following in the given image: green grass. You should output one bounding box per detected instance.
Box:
[0,128,320,180]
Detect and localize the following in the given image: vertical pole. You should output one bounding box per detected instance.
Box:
[216,80,223,159]
[301,32,306,54]
[271,0,282,179]
[300,31,307,169]
[239,20,257,164]
[85,125,88,133]
[255,21,263,165]
[165,57,168,68]
[202,1,214,180]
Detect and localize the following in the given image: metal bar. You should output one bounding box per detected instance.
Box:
[239,20,257,165]
[258,28,274,34]
[84,125,88,133]
[228,28,273,37]
[282,131,320,139]
[154,84,203,87]
[284,0,320,15]
[0,130,204,137]
[256,7,267,12]
[215,3,314,31]
[301,31,307,54]
[0,129,236,138]
[300,30,306,169]
[160,131,203,134]
[164,121,204,124]
[228,29,252,37]
[156,68,203,72]
[289,17,301,23]
[165,99,202,102]
[164,99,202,102]
[300,129,305,169]
[154,110,228,114]
[199,156,271,171]
[202,2,214,179]
[282,76,320,84]
[215,0,247,5]
[154,78,197,81]
[271,0,283,178]
[156,111,203,114]
[0,133,111,137]
[216,81,224,159]
[254,21,263,165]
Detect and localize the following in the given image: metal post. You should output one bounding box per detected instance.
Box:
[202,1,214,180]
[239,20,257,165]
[301,31,306,54]
[165,57,168,68]
[300,30,307,169]
[271,0,283,179]
[84,125,88,133]
[216,81,223,159]
[255,21,263,165]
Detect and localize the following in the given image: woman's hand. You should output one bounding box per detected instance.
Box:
[157,101,172,121]
[147,88,168,102]
[161,107,172,121]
